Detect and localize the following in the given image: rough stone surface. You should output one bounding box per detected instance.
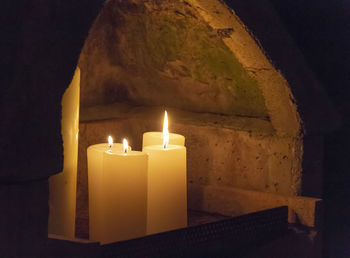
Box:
[188,184,322,228]
[186,0,302,137]
[79,0,268,118]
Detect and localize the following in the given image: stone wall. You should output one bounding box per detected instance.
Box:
[77,0,302,198]
[79,0,268,118]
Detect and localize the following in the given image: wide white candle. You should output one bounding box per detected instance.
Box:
[87,137,131,242]
[143,144,187,235]
[100,139,148,244]
[142,111,185,148]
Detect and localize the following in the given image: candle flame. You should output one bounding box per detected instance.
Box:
[123,138,128,153]
[108,136,113,148]
[163,110,169,149]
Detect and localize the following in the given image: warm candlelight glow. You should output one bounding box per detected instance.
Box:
[163,111,169,149]
[123,138,128,153]
[88,139,147,243]
[108,136,113,148]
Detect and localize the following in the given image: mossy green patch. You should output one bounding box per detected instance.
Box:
[118,7,268,118]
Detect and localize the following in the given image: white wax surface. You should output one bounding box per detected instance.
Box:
[143,144,187,235]
[142,132,185,148]
[100,150,148,244]
[87,143,131,242]
[48,67,80,239]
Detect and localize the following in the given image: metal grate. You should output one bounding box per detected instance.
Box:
[102,206,288,257]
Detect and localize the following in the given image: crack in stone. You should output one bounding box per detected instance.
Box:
[217,28,234,38]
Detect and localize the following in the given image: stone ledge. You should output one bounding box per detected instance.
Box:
[46,234,100,257]
[188,184,322,228]
[80,102,274,136]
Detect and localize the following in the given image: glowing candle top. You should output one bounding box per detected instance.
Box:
[142,111,185,149]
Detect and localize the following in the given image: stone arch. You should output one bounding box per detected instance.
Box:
[79,0,301,137]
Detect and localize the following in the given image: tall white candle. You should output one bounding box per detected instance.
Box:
[87,137,131,242]
[143,112,187,235]
[143,145,187,235]
[48,67,80,239]
[100,139,148,244]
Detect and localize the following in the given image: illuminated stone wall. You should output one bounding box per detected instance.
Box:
[76,0,307,236]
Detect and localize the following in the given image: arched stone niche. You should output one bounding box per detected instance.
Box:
[79,0,300,136]
[75,0,305,236]
[80,1,269,118]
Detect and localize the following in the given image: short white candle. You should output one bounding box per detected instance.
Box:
[100,139,148,244]
[87,136,131,242]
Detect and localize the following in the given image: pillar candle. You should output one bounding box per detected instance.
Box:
[87,139,131,242]
[88,139,147,244]
[100,140,148,244]
[143,111,187,234]
[143,144,187,235]
[48,67,80,239]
